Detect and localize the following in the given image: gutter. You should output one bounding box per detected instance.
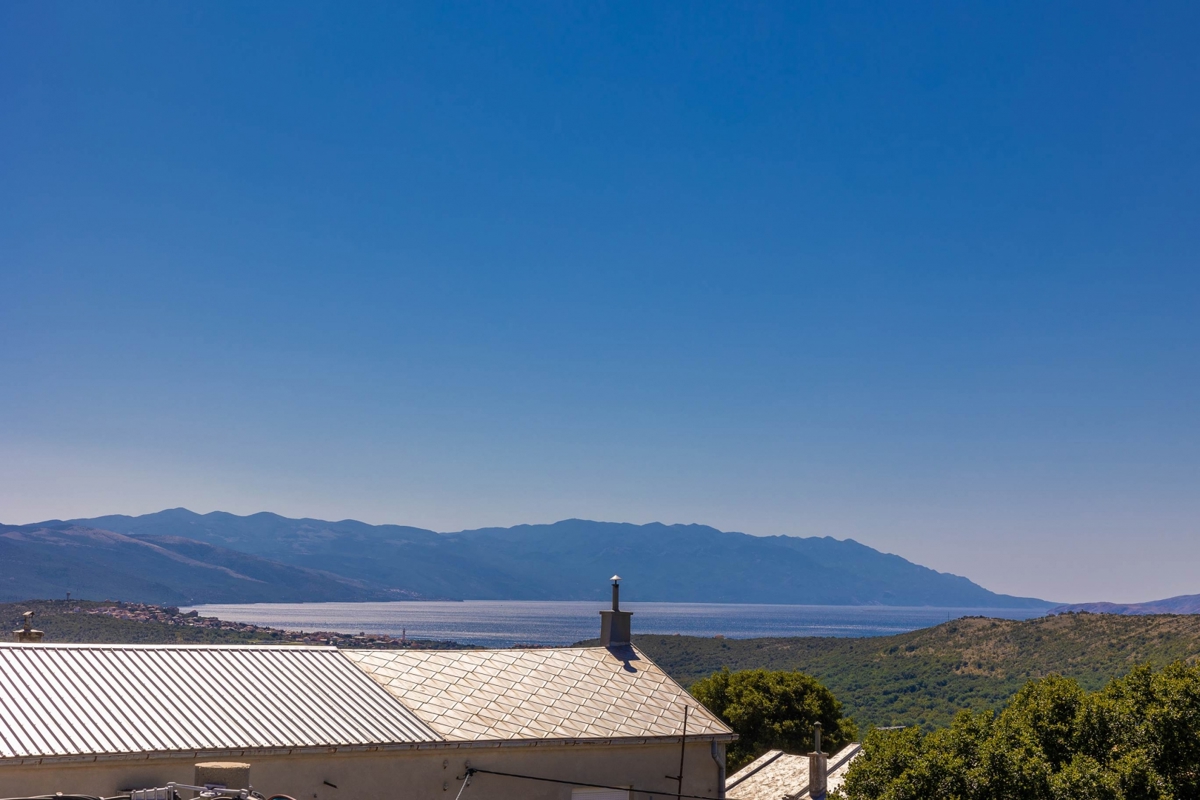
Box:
[1,733,737,768]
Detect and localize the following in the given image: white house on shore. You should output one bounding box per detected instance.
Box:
[0,583,734,799]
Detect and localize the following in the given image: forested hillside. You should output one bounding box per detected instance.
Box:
[628,613,1200,729]
[840,663,1200,800]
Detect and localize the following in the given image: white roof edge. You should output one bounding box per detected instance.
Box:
[0,732,739,767]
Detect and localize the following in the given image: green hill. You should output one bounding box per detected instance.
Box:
[620,613,1200,729]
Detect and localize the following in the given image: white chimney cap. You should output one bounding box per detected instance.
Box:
[611,575,621,582]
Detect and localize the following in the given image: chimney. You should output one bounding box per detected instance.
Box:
[599,575,633,647]
[13,611,44,643]
[808,722,828,800]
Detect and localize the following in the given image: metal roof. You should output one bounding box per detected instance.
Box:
[726,744,862,800]
[0,644,440,760]
[344,645,733,742]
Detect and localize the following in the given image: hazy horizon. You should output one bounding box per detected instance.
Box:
[3,4,1198,605]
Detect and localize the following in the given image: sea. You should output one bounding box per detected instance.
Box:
[184,600,1047,648]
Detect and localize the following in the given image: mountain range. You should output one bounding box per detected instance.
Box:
[0,509,1053,608]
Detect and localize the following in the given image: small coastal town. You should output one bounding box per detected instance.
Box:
[75,601,466,649]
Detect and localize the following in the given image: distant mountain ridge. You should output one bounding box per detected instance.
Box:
[0,509,1053,607]
[0,521,405,605]
[1050,594,1200,616]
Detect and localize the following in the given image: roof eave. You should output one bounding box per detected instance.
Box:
[0,733,738,768]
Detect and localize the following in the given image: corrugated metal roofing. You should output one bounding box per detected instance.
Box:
[344,645,733,742]
[0,644,440,760]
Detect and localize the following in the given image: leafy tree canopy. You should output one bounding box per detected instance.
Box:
[691,667,859,771]
[838,661,1200,800]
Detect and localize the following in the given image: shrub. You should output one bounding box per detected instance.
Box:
[837,662,1200,800]
[691,667,858,771]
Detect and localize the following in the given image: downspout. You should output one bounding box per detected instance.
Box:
[711,741,726,799]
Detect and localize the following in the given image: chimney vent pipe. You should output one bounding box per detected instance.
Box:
[808,722,828,800]
[599,576,632,647]
[13,611,43,643]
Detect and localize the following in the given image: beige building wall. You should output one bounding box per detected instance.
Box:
[0,740,725,800]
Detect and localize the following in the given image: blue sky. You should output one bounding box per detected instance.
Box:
[2,2,1197,602]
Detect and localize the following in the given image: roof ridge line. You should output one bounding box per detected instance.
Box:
[727,749,786,787]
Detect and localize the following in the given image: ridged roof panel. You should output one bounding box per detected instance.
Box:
[0,644,440,759]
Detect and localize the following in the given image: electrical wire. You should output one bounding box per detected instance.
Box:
[452,770,472,800]
[465,767,740,800]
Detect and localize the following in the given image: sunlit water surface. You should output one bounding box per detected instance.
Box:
[185,601,1046,648]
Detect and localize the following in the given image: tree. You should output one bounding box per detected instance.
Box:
[690,667,858,771]
[837,662,1200,800]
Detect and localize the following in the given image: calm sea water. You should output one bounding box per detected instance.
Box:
[185,601,1046,648]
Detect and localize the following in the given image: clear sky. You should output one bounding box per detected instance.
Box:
[2,3,1197,603]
